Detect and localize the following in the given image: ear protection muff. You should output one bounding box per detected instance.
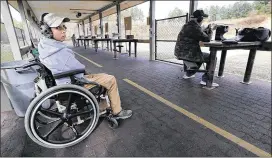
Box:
[197,16,204,23]
[40,13,53,38]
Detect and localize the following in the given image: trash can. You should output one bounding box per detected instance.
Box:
[1,60,37,117]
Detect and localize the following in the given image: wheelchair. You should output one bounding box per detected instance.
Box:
[8,50,120,148]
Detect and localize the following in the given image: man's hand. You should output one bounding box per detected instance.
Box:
[206,23,217,31]
[211,23,218,31]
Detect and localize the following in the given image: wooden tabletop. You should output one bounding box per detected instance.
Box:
[202,41,262,48]
[76,38,93,40]
[93,38,112,41]
[202,41,271,51]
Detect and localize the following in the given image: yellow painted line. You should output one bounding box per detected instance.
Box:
[123,78,272,157]
[74,52,103,67]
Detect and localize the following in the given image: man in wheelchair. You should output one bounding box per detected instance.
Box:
[38,13,132,119]
[174,10,219,87]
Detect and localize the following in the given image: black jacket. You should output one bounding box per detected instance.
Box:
[174,20,213,62]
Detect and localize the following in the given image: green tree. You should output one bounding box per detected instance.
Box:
[253,0,271,14]
[131,7,144,21]
[122,6,144,21]
[13,19,23,29]
[167,7,185,18]
[208,5,219,21]
[230,1,253,18]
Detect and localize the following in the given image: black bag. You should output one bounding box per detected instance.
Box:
[236,27,271,42]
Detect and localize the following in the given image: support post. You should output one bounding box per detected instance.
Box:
[189,0,198,19]
[1,0,22,60]
[99,12,103,38]
[116,2,121,39]
[149,0,155,61]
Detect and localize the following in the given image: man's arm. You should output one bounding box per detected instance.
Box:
[191,25,213,42]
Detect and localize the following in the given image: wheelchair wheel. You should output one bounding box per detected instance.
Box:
[24,84,99,148]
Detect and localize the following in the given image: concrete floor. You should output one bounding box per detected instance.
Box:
[1,45,271,157]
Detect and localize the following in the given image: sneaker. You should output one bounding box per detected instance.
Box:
[200,81,219,87]
[115,109,132,119]
[183,74,195,79]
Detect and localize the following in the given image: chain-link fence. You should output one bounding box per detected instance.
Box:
[155,14,188,64]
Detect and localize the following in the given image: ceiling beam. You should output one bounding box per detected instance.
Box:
[81,0,126,22]
[70,9,98,11]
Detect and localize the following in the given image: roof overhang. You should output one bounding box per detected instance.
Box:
[8,0,146,24]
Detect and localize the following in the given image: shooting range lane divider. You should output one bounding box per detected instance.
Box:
[74,52,103,68]
[123,78,271,157]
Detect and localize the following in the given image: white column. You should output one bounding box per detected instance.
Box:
[89,16,92,37]
[17,0,31,46]
[149,0,155,61]
[77,23,80,36]
[82,21,85,36]
[1,0,22,60]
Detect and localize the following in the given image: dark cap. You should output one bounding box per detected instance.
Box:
[192,10,208,18]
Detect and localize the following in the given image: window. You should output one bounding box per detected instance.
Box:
[1,22,15,62]
[102,13,118,37]
[92,19,100,36]
[120,2,150,39]
[155,1,190,19]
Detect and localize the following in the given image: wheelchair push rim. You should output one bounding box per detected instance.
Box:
[25,85,100,148]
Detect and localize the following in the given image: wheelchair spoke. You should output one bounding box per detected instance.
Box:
[35,117,60,125]
[43,120,64,139]
[70,126,81,138]
[40,108,62,117]
[66,93,73,114]
[70,108,93,118]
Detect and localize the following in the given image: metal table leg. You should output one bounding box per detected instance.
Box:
[129,42,131,57]
[204,48,218,90]
[241,49,257,84]
[113,42,117,59]
[217,50,227,77]
[110,40,112,52]
[134,41,137,57]
[95,41,98,52]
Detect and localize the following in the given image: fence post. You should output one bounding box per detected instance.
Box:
[149,0,155,61]
[155,20,157,60]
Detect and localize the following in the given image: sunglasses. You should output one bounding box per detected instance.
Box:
[55,24,67,31]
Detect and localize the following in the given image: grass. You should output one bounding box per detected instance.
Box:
[1,51,15,63]
[1,44,15,63]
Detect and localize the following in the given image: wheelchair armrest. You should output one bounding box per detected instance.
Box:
[74,77,100,86]
[53,69,86,79]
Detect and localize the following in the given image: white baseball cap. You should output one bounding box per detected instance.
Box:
[43,13,70,27]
